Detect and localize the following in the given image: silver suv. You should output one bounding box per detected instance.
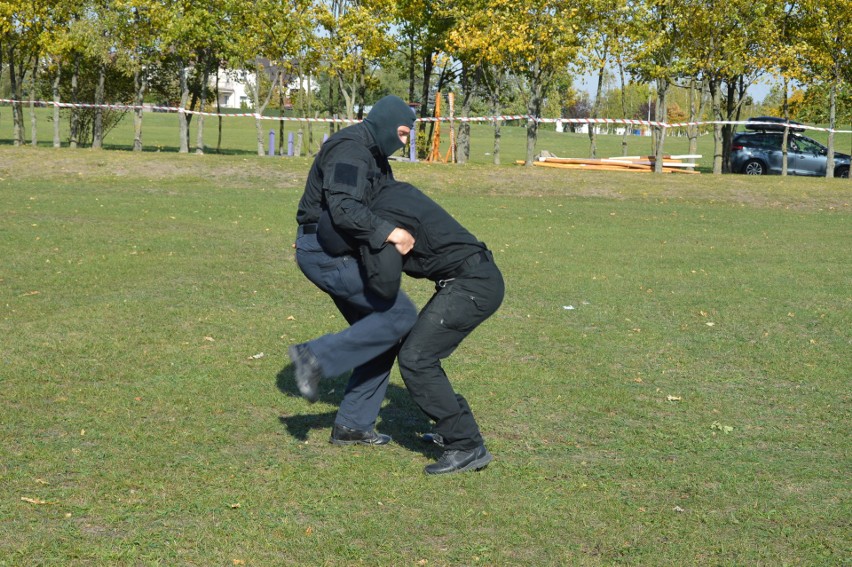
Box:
[730,118,850,178]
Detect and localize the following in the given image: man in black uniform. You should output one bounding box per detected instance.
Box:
[289,96,418,446]
[319,180,505,474]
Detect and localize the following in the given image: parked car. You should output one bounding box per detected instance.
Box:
[730,117,850,178]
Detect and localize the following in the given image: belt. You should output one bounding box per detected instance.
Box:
[437,250,491,288]
[298,223,318,235]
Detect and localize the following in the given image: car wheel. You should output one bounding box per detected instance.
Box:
[836,166,849,179]
[742,159,766,175]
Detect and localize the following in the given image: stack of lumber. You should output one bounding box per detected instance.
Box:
[518,154,701,174]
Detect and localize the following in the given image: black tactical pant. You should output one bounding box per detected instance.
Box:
[398,255,504,451]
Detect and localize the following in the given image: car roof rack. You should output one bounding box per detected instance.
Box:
[744,116,805,133]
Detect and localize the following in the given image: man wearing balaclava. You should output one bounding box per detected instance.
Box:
[288,95,418,447]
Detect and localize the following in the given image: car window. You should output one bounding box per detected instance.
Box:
[748,134,781,150]
[791,136,824,154]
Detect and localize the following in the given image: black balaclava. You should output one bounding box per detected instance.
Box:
[363,95,416,157]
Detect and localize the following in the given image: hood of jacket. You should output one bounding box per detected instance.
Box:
[363,95,415,157]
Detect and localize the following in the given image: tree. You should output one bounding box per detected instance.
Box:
[679,0,775,173]
[315,0,395,121]
[448,0,583,165]
[0,0,49,146]
[395,0,458,157]
[795,0,852,178]
[36,0,80,148]
[74,0,126,150]
[627,0,695,173]
[230,0,313,156]
[111,0,169,152]
[578,0,628,158]
[160,0,227,153]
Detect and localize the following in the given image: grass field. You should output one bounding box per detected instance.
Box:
[1,146,850,565]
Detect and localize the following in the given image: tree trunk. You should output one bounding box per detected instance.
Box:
[179,63,190,153]
[781,78,790,175]
[133,68,146,151]
[652,77,668,174]
[195,65,209,155]
[489,80,502,165]
[216,71,223,154]
[687,77,704,159]
[720,78,743,173]
[279,74,285,156]
[619,61,629,156]
[826,75,837,178]
[493,116,501,165]
[356,58,367,120]
[70,57,80,148]
[327,73,337,138]
[52,62,62,148]
[92,63,106,149]
[588,56,606,158]
[407,41,416,104]
[525,71,544,165]
[456,64,473,164]
[418,53,435,159]
[301,72,312,156]
[255,101,265,156]
[9,45,25,146]
[708,79,723,174]
[29,56,38,147]
[338,72,355,120]
[253,66,282,156]
[0,43,3,135]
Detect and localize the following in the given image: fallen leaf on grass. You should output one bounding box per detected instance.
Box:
[673,505,685,513]
[666,395,682,402]
[287,316,296,321]
[229,503,241,509]
[22,291,40,297]
[711,421,734,434]
[248,352,264,360]
[21,497,50,505]
[204,336,215,342]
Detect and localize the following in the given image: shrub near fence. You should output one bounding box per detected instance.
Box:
[2,105,851,173]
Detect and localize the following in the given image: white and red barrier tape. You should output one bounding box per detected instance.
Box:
[1,98,850,133]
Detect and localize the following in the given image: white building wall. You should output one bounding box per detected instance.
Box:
[214,70,318,110]
[216,70,253,109]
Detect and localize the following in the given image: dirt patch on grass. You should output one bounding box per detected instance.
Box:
[3,147,851,211]
[0,147,308,190]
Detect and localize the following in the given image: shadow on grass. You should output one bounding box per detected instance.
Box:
[275,365,440,458]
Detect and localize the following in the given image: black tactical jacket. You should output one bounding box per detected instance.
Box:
[296,122,396,249]
[319,181,488,299]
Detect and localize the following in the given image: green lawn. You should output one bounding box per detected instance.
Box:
[4,105,851,172]
[0,147,849,565]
